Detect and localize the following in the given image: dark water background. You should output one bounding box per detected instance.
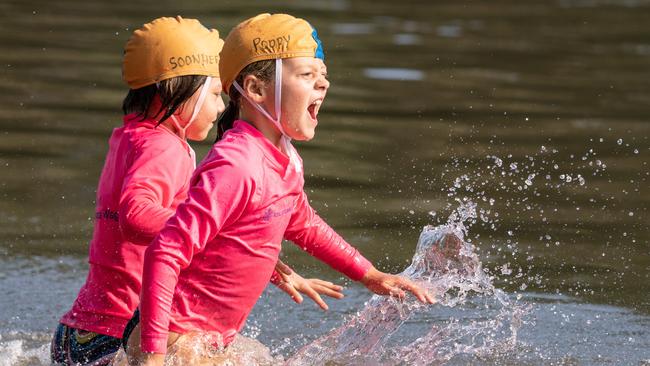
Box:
[0,0,648,364]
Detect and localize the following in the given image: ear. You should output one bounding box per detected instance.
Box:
[241,74,270,104]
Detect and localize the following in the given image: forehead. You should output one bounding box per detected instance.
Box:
[284,57,327,70]
[209,77,223,92]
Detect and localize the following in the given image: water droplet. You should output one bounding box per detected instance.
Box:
[617,138,623,145]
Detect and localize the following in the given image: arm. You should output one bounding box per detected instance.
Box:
[138,161,254,354]
[284,192,434,304]
[283,191,372,281]
[119,140,190,244]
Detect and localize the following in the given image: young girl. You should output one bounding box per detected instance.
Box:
[125,13,434,365]
[51,16,337,366]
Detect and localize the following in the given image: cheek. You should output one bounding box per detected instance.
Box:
[201,98,219,119]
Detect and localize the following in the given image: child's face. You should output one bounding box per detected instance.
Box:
[184,78,226,141]
[276,57,330,141]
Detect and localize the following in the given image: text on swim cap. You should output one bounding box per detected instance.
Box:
[169,54,219,70]
[253,35,291,54]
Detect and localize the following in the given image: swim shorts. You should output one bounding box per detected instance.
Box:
[50,323,121,365]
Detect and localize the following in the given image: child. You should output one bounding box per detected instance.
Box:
[126,13,434,365]
[51,16,336,366]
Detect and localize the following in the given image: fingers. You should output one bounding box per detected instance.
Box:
[303,287,329,311]
[425,291,436,304]
[278,282,303,304]
[388,286,406,300]
[308,279,345,299]
[275,260,293,275]
[316,287,345,299]
[404,281,427,303]
[396,277,435,304]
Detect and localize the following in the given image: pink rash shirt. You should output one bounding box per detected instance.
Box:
[60,114,195,337]
[139,120,372,353]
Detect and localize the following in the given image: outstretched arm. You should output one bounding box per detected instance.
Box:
[284,191,434,304]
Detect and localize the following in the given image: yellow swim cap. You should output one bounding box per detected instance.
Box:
[123,16,224,89]
[219,13,325,95]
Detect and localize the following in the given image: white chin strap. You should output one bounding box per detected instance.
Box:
[232,58,301,173]
[169,76,212,140]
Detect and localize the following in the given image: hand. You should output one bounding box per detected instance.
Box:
[124,323,167,366]
[275,259,294,277]
[360,267,435,304]
[275,260,344,311]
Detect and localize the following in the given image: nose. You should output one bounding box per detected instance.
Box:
[316,74,330,92]
[217,95,226,113]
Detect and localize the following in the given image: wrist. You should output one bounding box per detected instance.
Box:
[360,266,379,285]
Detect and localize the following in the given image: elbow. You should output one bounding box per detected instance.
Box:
[119,204,159,245]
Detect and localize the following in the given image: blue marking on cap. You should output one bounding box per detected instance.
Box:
[310,25,325,60]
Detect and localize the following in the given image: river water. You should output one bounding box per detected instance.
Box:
[0,0,648,365]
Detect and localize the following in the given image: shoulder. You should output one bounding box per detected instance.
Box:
[125,123,187,155]
[195,135,263,184]
[213,128,265,166]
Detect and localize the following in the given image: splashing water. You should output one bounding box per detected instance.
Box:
[111,333,283,366]
[287,202,529,366]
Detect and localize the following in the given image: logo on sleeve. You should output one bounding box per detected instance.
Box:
[95,208,118,222]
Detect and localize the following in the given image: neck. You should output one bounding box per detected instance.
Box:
[148,98,185,139]
[239,107,283,150]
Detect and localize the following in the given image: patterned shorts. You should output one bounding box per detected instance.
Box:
[50,323,122,365]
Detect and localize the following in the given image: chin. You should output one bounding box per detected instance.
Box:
[297,129,316,141]
[188,131,209,142]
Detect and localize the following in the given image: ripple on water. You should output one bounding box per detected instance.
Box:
[363,68,425,81]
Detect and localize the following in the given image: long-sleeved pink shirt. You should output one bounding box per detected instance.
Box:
[139,120,372,353]
[60,114,195,337]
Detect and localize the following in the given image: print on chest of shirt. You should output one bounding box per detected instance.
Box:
[254,195,295,240]
[261,201,293,223]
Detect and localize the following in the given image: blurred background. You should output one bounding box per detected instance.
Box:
[0,0,648,364]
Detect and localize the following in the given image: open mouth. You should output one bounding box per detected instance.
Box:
[307,99,322,122]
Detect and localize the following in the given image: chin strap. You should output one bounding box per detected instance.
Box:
[232,58,301,173]
[169,76,212,140]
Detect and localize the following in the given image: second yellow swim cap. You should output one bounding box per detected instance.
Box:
[123,16,224,89]
[219,13,325,95]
